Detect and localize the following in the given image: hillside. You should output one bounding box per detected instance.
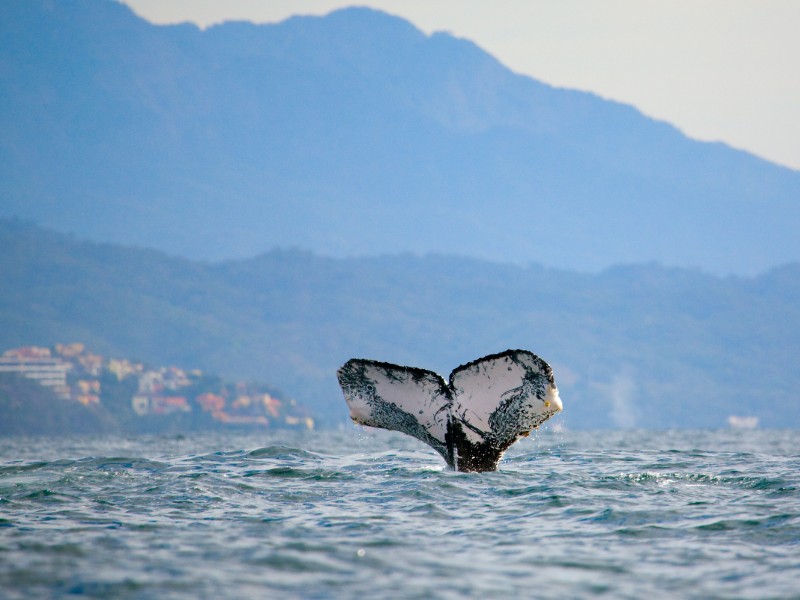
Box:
[1,0,799,274]
[2,219,798,429]
[0,372,118,435]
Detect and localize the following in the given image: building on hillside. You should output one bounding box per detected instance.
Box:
[2,346,51,359]
[76,353,104,377]
[162,366,190,390]
[261,394,282,418]
[0,347,71,399]
[284,415,315,430]
[107,358,141,381]
[196,393,225,412]
[132,394,191,416]
[211,411,269,426]
[55,342,85,358]
[232,395,252,409]
[138,371,163,394]
[74,379,101,405]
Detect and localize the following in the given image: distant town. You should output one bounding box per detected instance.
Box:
[0,343,313,431]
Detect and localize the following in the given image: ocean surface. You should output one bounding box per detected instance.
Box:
[1,428,798,599]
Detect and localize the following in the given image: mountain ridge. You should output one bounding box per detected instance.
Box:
[1,0,799,273]
[2,218,798,429]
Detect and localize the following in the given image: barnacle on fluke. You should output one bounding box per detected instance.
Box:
[337,350,562,472]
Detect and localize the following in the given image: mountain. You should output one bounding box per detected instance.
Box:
[2,219,798,429]
[2,0,799,274]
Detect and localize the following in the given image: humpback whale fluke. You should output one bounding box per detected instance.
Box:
[337,350,562,472]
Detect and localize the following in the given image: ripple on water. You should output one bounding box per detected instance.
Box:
[1,430,799,599]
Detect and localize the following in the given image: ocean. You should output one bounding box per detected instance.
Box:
[1,428,798,599]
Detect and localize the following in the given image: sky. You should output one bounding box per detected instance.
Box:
[122,1,800,171]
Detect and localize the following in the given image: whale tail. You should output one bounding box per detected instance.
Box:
[337,349,562,472]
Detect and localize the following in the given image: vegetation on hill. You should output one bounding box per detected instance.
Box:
[0,373,118,435]
[1,220,798,429]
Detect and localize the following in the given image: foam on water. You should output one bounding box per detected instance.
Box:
[1,429,799,599]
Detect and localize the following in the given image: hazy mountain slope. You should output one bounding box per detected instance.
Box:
[0,372,119,435]
[2,219,798,429]
[1,0,799,274]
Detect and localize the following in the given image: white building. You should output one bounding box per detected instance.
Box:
[0,355,71,399]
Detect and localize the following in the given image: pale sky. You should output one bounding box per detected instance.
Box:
[122,1,800,171]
